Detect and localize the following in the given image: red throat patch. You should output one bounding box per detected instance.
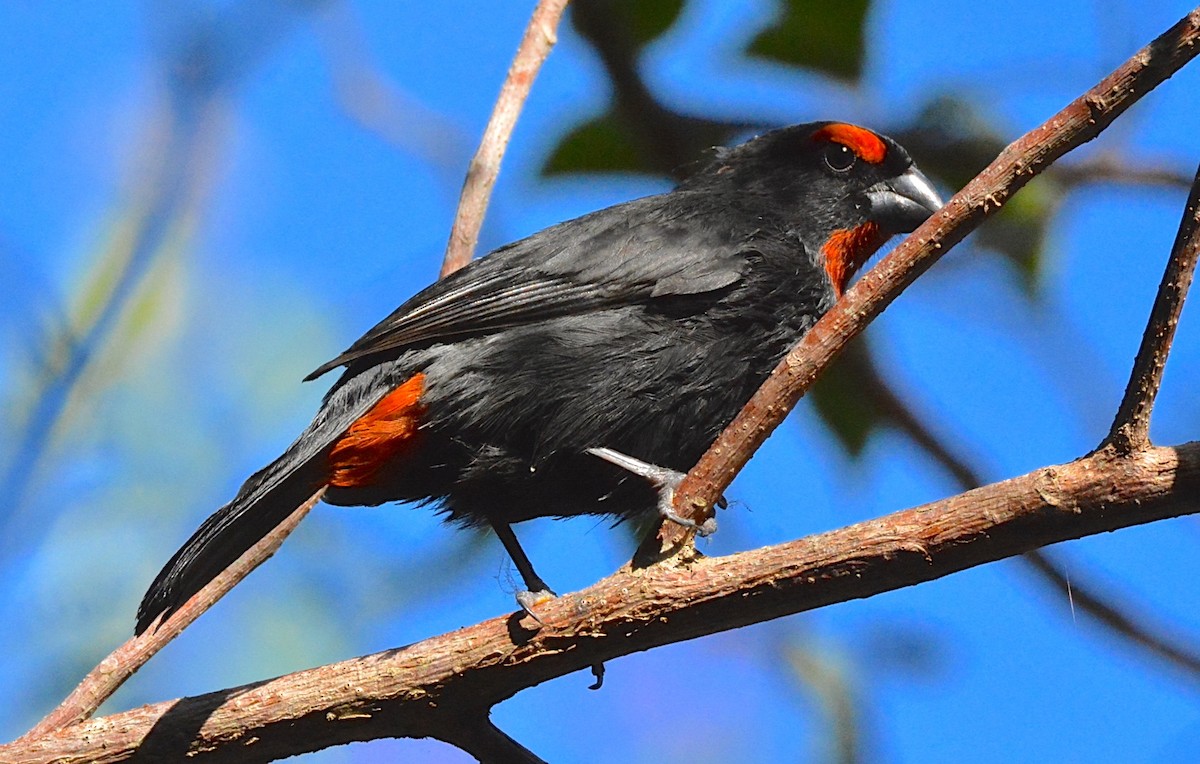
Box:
[812,123,887,164]
[328,373,426,488]
[821,222,886,296]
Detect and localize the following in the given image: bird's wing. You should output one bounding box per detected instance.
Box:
[306,192,749,379]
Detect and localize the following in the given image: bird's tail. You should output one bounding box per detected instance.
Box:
[135,447,328,635]
[135,365,411,635]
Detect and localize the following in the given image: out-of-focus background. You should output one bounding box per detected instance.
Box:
[3,1,1199,761]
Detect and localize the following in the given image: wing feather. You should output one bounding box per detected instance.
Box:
[306,191,749,380]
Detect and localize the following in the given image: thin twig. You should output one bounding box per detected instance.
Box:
[19,489,326,739]
[15,7,1200,761]
[3,442,1197,762]
[318,4,468,168]
[442,718,550,764]
[440,0,571,277]
[1106,159,1200,452]
[650,8,1200,553]
[20,0,569,743]
[1055,154,1193,189]
[564,3,1200,677]
[1021,549,1200,679]
[0,106,218,558]
[21,1,572,737]
[858,347,1200,682]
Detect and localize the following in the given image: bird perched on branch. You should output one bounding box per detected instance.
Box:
[136,121,942,634]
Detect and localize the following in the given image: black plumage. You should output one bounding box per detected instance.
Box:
[136,121,942,634]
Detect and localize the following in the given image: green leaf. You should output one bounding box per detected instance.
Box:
[542,112,652,176]
[810,349,878,456]
[894,95,1054,293]
[543,105,749,179]
[623,0,686,48]
[570,0,686,51]
[976,182,1052,291]
[747,0,870,82]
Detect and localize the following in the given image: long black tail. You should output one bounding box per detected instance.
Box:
[135,365,402,635]
[134,450,327,635]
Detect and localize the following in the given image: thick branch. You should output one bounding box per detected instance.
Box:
[1106,159,1200,452]
[657,8,1200,548]
[15,8,1200,763]
[20,489,326,739]
[440,718,550,764]
[865,351,1200,682]
[21,0,572,742]
[440,0,571,277]
[4,442,1198,763]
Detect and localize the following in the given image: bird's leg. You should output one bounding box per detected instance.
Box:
[587,447,719,536]
[489,519,556,619]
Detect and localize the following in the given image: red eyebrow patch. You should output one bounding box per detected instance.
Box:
[812,123,887,164]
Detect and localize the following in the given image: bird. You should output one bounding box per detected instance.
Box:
[135,121,943,635]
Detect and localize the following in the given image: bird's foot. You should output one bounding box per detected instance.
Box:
[515,587,557,624]
[587,447,719,536]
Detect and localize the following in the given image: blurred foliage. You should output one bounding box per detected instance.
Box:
[608,0,686,47]
[894,96,1054,291]
[5,1,1195,759]
[809,345,880,456]
[546,2,1065,456]
[546,0,750,179]
[543,111,648,175]
[748,0,869,81]
[787,642,863,764]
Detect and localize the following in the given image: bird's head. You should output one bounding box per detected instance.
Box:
[686,121,944,294]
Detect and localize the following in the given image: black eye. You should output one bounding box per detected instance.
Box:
[823,143,857,173]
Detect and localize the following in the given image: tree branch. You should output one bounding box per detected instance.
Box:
[3,442,1197,763]
[855,345,1200,682]
[19,0,573,744]
[14,7,1200,762]
[440,717,550,764]
[1020,549,1200,680]
[1055,154,1194,189]
[655,7,1200,549]
[568,0,748,178]
[19,489,326,739]
[440,0,571,277]
[1106,159,1200,452]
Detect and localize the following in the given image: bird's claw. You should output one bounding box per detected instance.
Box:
[515,588,557,624]
[587,447,719,536]
[658,496,718,537]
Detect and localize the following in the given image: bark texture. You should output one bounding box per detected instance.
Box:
[4,442,1197,763]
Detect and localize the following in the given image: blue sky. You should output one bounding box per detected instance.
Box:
[2,1,1199,761]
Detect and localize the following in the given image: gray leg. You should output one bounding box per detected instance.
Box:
[588,447,718,536]
[489,519,556,617]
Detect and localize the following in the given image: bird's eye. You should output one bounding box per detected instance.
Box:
[823,143,857,173]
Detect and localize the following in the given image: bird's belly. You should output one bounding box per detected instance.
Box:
[405,313,780,524]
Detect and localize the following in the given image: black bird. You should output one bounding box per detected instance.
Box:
[136,121,943,635]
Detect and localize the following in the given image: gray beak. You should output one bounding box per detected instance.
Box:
[866,166,944,234]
